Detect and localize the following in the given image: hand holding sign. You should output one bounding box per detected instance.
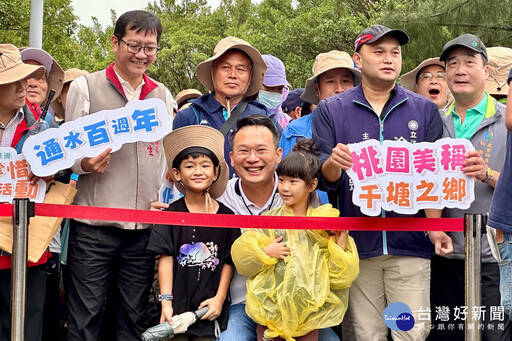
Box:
[329,143,353,170]
[22,98,171,177]
[345,138,476,216]
[462,150,488,181]
[81,148,112,174]
[322,143,353,182]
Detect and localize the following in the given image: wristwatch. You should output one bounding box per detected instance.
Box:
[482,167,496,184]
[158,293,173,302]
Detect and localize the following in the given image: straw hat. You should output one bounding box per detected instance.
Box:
[163,125,229,199]
[20,47,64,102]
[175,89,202,109]
[51,68,89,118]
[0,44,45,85]
[301,51,361,104]
[195,36,267,97]
[485,47,512,96]
[400,57,445,91]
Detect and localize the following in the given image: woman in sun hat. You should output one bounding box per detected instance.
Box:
[0,43,51,341]
[20,47,64,111]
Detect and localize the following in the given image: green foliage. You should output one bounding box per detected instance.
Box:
[1,0,511,94]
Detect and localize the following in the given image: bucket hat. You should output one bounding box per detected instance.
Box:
[175,89,202,109]
[262,55,290,88]
[400,57,445,91]
[51,68,89,118]
[484,47,512,96]
[302,51,361,104]
[0,44,45,85]
[163,125,229,199]
[20,47,65,102]
[195,36,267,97]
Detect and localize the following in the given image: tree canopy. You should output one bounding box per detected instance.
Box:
[1,0,511,95]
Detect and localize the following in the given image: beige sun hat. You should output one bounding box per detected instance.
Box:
[301,51,362,105]
[176,89,202,109]
[485,47,512,97]
[163,125,229,199]
[0,44,45,85]
[400,57,445,91]
[51,68,89,118]
[20,47,65,103]
[195,36,267,97]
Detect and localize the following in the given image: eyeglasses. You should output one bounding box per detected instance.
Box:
[234,148,275,158]
[418,72,447,81]
[118,38,160,56]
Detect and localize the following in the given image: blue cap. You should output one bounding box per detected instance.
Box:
[281,88,305,113]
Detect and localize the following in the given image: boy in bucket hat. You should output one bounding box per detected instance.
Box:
[147,125,240,340]
[312,25,452,340]
[0,43,51,341]
[173,36,281,177]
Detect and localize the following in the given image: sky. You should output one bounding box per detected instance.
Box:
[72,0,153,27]
[71,0,219,27]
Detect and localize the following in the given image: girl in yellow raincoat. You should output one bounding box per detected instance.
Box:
[231,139,359,341]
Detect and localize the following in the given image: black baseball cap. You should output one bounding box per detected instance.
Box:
[439,34,488,62]
[354,25,409,52]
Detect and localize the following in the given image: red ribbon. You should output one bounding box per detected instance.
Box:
[0,203,463,231]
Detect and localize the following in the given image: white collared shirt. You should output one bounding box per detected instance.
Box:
[217,173,283,216]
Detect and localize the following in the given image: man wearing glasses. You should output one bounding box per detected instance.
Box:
[430,34,510,340]
[65,10,175,341]
[400,57,450,109]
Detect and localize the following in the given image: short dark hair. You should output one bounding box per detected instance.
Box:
[114,10,163,43]
[172,148,219,170]
[277,138,320,188]
[230,114,280,149]
[316,68,355,90]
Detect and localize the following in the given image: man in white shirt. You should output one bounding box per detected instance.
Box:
[217,114,340,340]
[64,10,174,341]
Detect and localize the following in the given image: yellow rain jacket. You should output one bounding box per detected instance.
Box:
[231,204,359,341]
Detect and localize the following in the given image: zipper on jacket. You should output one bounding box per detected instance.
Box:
[354,100,388,254]
[354,97,408,255]
[379,100,406,255]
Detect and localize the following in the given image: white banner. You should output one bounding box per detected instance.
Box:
[22,98,171,176]
[0,147,45,203]
[346,138,475,216]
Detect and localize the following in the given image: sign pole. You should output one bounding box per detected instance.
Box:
[10,198,33,341]
[464,213,483,341]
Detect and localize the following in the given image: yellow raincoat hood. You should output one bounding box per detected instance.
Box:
[231,204,359,340]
